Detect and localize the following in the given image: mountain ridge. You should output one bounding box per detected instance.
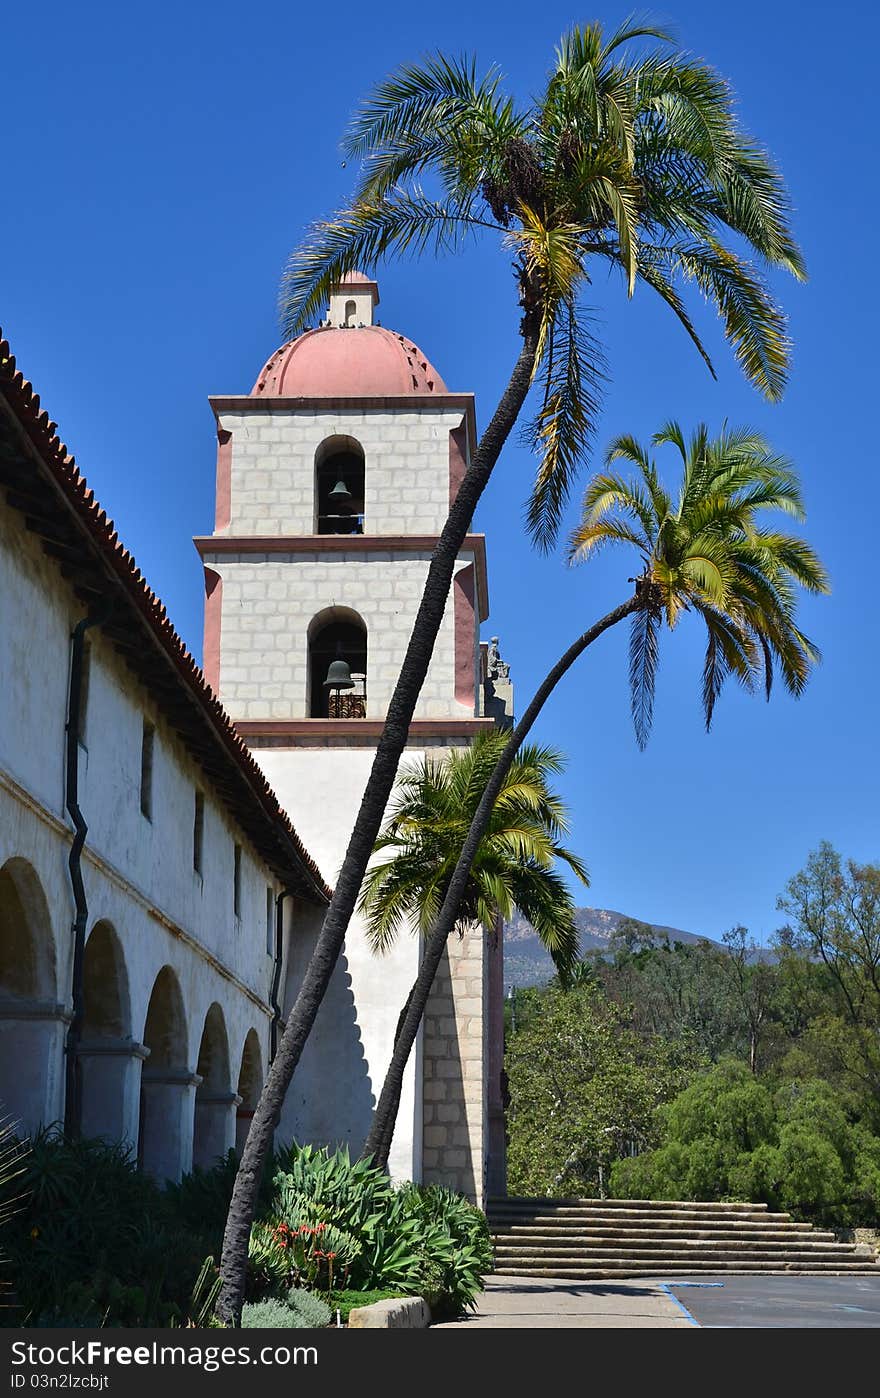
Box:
[504,905,721,990]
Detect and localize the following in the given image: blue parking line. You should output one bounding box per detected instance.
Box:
[659,1281,725,1328]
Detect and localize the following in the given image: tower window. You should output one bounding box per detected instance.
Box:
[140,721,154,820]
[308,610,368,719]
[193,792,204,875]
[315,437,365,536]
[233,844,242,919]
[344,299,357,327]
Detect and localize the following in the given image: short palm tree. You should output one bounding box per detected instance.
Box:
[219,21,805,1319]
[359,737,588,1171]
[362,423,829,1165]
[360,735,587,964]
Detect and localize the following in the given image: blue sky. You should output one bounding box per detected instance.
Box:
[3,1,876,942]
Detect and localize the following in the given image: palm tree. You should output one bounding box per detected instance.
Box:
[360,737,586,969]
[218,21,804,1319]
[362,423,829,1165]
[359,736,588,1171]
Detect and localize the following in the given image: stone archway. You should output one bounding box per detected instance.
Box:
[78,921,143,1147]
[235,1028,264,1157]
[0,858,64,1136]
[192,1003,237,1169]
[138,967,194,1182]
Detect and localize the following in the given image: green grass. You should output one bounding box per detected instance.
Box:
[324,1288,411,1323]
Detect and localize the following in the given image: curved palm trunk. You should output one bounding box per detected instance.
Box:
[216,322,540,1324]
[362,593,641,1170]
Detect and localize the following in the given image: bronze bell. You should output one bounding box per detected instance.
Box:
[323,658,355,691]
[328,477,353,507]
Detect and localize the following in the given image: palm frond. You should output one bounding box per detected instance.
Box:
[698,604,759,729]
[651,237,791,401]
[279,188,495,335]
[629,600,661,749]
[523,296,605,551]
[635,248,719,376]
[361,733,586,965]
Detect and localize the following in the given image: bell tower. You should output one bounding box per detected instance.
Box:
[195,273,510,1199]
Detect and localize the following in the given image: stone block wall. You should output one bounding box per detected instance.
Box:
[219,407,464,537]
[421,926,487,1206]
[206,550,477,722]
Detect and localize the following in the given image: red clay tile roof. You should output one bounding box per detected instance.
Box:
[0,331,330,905]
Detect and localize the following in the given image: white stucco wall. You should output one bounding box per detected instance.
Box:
[0,492,321,1178]
[218,408,464,537]
[257,744,428,1183]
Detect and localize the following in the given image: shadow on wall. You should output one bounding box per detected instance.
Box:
[279,904,374,1155]
[423,943,477,1202]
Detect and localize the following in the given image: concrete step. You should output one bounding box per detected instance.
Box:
[489,1206,793,1224]
[488,1194,878,1281]
[495,1247,850,1258]
[493,1248,868,1265]
[495,1262,880,1279]
[489,1196,774,1213]
[491,1217,825,1233]
[492,1227,839,1243]
[487,1196,878,1282]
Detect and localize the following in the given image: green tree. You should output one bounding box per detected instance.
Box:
[219,21,805,1318]
[506,982,699,1196]
[608,917,658,954]
[592,937,743,1061]
[778,844,880,1116]
[721,926,777,1074]
[612,1062,880,1226]
[362,422,827,1168]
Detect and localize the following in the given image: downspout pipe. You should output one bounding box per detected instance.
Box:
[64,597,113,1137]
[270,889,295,1064]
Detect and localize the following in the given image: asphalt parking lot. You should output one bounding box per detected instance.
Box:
[666,1276,880,1327]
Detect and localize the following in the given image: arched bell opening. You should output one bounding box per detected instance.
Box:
[315,436,365,536]
[308,608,367,719]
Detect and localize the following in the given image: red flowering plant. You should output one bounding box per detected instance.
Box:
[250,1212,358,1296]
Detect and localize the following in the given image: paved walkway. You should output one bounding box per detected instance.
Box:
[432,1275,693,1328]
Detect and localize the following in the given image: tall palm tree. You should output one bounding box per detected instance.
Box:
[218,20,804,1318]
[362,423,829,1166]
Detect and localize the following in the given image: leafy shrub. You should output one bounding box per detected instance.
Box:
[240,1290,330,1329]
[2,1132,224,1327]
[4,1133,490,1325]
[241,1300,299,1329]
[287,1289,332,1328]
[611,1063,880,1226]
[253,1145,491,1314]
[395,1184,493,1316]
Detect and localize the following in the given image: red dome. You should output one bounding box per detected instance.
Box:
[251,325,448,398]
